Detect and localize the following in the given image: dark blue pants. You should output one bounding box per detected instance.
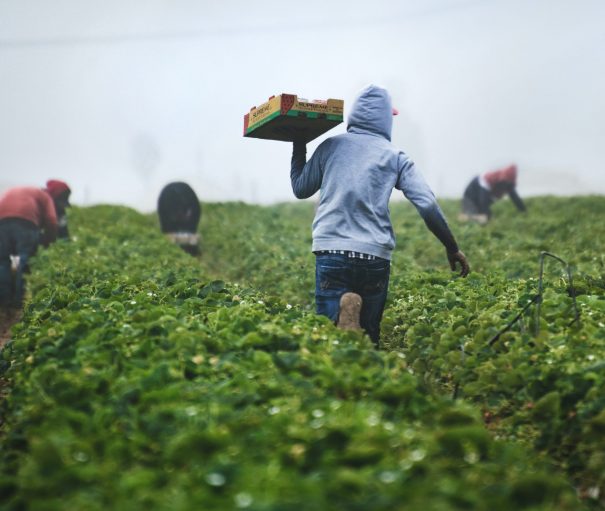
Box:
[315,253,390,346]
[0,219,40,307]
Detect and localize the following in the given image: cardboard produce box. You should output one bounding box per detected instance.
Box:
[243,94,344,142]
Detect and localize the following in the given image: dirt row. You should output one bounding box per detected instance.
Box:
[0,308,21,349]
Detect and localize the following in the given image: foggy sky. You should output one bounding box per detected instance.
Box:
[1,0,604,211]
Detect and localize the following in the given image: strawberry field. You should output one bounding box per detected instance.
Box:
[1,196,604,510]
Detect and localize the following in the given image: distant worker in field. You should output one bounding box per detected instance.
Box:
[460,164,526,224]
[290,84,469,348]
[157,182,201,256]
[0,183,64,308]
[45,179,71,239]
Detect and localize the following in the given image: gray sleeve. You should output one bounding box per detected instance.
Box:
[396,154,459,253]
[290,140,323,199]
[396,154,438,210]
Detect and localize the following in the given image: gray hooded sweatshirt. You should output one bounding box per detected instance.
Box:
[291,84,457,260]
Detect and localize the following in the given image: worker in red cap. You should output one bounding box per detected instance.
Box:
[45,179,71,239]
[0,181,69,308]
[460,164,526,224]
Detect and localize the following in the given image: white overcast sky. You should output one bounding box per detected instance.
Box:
[1,0,604,211]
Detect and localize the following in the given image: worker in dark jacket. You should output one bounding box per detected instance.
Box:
[460,164,526,224]
[45,180,71,239]
[0,185,59,308]
[157,182,201,255]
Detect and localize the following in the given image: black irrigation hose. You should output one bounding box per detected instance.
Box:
[536,251,581,333]
[487,251,581,347]
[487,294,541,347]
[453,252,581,400]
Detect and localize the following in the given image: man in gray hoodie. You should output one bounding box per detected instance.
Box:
[290,84,469,347]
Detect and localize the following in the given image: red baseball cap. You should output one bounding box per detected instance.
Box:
[45,180,71,203]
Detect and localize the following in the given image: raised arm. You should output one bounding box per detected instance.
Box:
[290,140,323,199]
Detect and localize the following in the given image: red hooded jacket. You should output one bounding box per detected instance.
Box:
[0,187,58,241]
[482,165,517,198]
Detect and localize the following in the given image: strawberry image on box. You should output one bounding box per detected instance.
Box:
[243,94,344,143]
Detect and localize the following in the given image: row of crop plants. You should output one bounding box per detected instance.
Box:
[0,204,584,510]
[383,197,605,507]
[382,268,605,502]
[198,196,605,509]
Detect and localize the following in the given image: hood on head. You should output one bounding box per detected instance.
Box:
[45,179,71,205]
[485,165,517,187]
[347,84,394,141]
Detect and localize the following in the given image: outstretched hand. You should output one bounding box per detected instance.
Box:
[447,250,470,277]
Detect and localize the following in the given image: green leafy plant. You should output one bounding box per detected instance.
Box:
[1,197,604,510]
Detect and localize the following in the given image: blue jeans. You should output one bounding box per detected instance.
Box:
[0,219,40,307]
[315,253,390,346]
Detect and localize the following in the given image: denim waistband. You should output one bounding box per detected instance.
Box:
[314,250,382,261]
[0,217,38,230]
